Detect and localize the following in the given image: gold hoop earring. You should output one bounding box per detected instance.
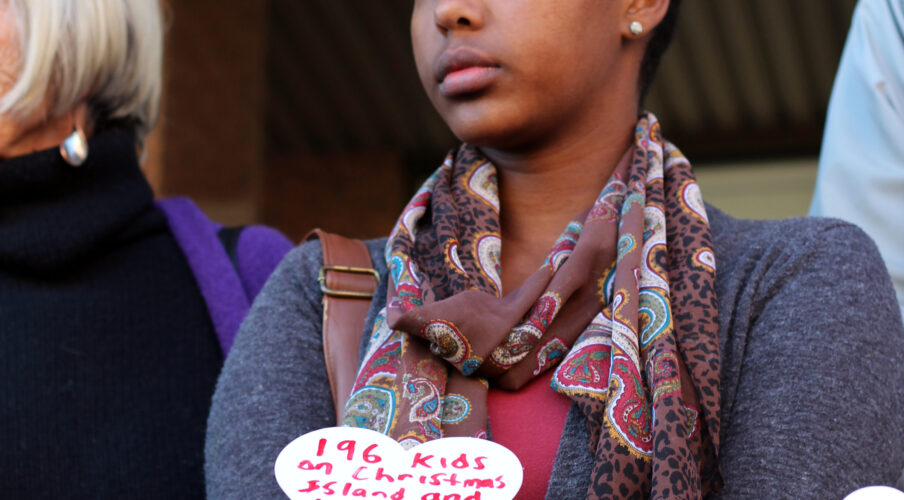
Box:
[60,125,88,167]
[629,21,644,36]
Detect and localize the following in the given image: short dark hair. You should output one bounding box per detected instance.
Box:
[638,0,683,103]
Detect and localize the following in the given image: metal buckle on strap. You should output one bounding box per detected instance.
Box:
[318,265,380,299]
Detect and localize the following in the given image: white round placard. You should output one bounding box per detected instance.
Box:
[275,427,523,500]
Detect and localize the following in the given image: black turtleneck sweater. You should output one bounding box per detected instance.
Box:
[0,128,222,498]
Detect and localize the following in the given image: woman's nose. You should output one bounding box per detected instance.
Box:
[434,0,484,33]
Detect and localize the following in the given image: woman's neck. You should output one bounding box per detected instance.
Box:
[482,112,635,293]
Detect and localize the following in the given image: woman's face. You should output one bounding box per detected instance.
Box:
[411,0,635,150]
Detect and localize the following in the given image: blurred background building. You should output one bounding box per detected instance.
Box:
[146,0,857,241]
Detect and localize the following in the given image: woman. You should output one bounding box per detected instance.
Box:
[0,1,290,497]
[206,0,904,498]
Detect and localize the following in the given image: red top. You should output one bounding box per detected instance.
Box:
[487,376,572,500]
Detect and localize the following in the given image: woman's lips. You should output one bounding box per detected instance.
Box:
[435,47,500,98]
[439,66,500,97]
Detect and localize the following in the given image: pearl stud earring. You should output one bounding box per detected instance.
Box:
[629,21,644,36]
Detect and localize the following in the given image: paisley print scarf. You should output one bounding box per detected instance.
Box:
[342,113,722,499]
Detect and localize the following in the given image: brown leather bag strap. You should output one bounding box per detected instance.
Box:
[303,229,379,424]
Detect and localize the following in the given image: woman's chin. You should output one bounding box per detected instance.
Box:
[439,99,517,144]
[447,117,533,150]
[451,125,552,155]
[439,98,557,152]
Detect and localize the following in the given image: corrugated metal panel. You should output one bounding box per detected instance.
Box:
[266,0,858,162]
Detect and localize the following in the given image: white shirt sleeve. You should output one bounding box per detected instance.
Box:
[811,0,904,319]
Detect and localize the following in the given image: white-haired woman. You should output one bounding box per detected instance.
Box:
[0,1,290,497]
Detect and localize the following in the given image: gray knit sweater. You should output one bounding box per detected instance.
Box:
[206,205,904,499]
